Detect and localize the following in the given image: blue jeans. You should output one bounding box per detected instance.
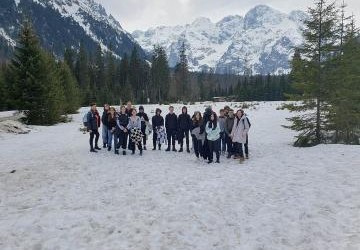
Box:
[102,125,109,145]
[107,129,113,148]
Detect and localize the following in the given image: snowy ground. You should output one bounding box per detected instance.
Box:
[0,102,359,250]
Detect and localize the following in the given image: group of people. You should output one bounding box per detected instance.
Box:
[84,101,251,163]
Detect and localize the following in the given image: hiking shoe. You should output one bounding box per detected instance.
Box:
[90,148,97,153]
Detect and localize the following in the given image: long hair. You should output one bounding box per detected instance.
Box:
[208,112,218,129]
[192,111,203,124]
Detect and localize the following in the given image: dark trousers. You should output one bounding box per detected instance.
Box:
[225,133,234,155]
[89,129,100,149]
[233,142,244,158]
[117,131,128,150]
[129,140,142,153]
[179,129,190,148]
[167,130,176,147]
[220,132,226,152]
[202,139,209,160]
[141,127,147,146]
[192,135,203,158]
[244,135,249,156]
[208,139,220,161]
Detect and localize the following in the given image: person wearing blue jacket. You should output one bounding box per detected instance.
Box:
[205,112,221,164]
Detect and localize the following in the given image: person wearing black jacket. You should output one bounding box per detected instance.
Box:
[165,106,178,152]
[152,108,164,150]
[137,106,149,150]
[107,107,118,153]
[201,106,212,160]
[116,105,129,155]
[177,106,191,153]
[101,104,110,148]
[86,103,102,153]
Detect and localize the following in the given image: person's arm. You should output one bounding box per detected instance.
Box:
[87,112,92,130]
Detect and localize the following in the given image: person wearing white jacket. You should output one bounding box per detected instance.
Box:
[231,110,250,161]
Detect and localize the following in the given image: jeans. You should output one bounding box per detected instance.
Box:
[225,133,234,155]
[220,132,226,152]
[89,129,100,149]
[208,139,220,161]
[102,125,108,145]
[107,129,113,148]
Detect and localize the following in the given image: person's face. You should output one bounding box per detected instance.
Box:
[210,114,215,121]
[229,111,234,117]
[195,113,200,120]
[110,109,115,115]
[236,111,242,118]
[169,107,174,113]
[156,111,160,115]
[91,105,96,111]
[104,104,109,110]
[127,102,132,108]
[139,109,144,113]
[132,110,137,116]
[220,111,224,116]
[121,107,126,113]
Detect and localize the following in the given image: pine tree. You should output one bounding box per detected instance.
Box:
[0,64,7,111]
[151,45,170,103]
[75,41,90,104]
[284,0,339,147]
[58,61,81,114]
[174,41,189,101]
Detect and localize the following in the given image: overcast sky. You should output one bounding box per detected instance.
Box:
[96,0,360,32]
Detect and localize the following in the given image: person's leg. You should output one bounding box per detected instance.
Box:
[152,132,157,150]
[166,132,171,151]
[122,133,128,155]
[114,134,119,154]
[102,125,108,148]
[89,131,95,151]
[221,132,226,153]
[107,130,113,150]
[142,128,147,149]
[172,130,177,151]
[95,130,101,149]
[203,139,208,160]
[179,130,184,152]
[233,142,240,158]
[199,139,203,157]
[185,130,190,152]
[138,142,143,155]
[245,134,249,158]
[193,137,199,157]
[215,139,221,163]
[239,143,244,158]
[208,140,214,162]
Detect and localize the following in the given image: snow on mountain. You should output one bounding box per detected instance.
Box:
[0,0,145,59]
[132,5,306,75]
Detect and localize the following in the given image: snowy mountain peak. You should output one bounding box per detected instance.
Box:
[132,5,306,75]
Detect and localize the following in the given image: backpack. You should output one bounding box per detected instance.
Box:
[83,112,90,127]
[243,117,251,128]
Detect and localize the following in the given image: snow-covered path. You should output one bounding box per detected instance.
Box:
[0,102,359,250]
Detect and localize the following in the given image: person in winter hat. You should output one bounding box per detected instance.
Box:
[127,108,143,155]
[231,109,250,162]
[101,104,110,148]
[191,111,204,159]
[87,103,102,153]
[116,105,129,155]
[218,109,226,154]
[177,106,192,153]
[152,108,165,150]
[106,107,118,153]
[205,112,221,164]
[165,106,178,152]
[224,109,235,158]
[137,106,150,150]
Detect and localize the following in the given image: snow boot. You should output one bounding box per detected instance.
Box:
[90,148,97,153]
[186,146,190,153]
[179,147,183,152]
[103,143,107,148]
[131,151,135,155]
[216,157,220,163]
[108,147,111,152]
[172,146,177,152]
[158,145,161,150]
[144,145,147,150]
[152,147,156,150]
[115,149,119,155]
[207,160,213,164]
[123,150,126,156]
[95,145,101,150]
[245,154,249,159]
[166,146,171,152]
[140,150,143,156]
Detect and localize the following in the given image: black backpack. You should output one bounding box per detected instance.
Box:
[243,117,251,128]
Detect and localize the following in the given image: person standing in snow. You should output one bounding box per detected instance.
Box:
[116,105,129,155]
[177,106,192,153]
[224,109,235,159]
[152,108,165,150]
[127,108,143,155]
[218,109,227,154]
[191,111,204,159]
[231,109,250,162]
[137,106,150,150]
[201,107,212,160]
[87,103,101,153]
[205,112,221,164]
[107,107,118,153]
[240,109,251,159]
[165,106,178,152]
[101,104,110,148]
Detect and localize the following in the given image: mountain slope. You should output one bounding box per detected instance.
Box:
[133,5,305,75]
[0,0,145,60]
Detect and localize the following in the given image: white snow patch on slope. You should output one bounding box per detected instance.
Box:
[0,28,16,47]
[0,102,359,249]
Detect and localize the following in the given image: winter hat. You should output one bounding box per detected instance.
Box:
[156,108,162,114]
[139,106,144,111]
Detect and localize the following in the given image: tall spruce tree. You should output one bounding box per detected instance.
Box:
[284,0,339,146]
[174,41,189,101]
[151,45,170,103]
[0,64,7,111]
[75,42,90,104]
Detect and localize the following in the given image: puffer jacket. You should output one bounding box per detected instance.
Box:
[231,115,250,143]
[205,121,221,141]
[224,116,235,136]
